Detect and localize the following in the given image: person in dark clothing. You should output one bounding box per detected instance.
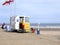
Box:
[1,23,5,29]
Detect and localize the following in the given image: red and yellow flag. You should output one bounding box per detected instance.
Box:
[2,0,14,5]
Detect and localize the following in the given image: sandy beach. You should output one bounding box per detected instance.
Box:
[0,28,60,45]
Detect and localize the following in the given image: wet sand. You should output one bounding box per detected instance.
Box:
[0,28,60,45]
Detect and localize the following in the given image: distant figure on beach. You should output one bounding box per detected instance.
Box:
[31,28,35,33]
[1,22,6,29]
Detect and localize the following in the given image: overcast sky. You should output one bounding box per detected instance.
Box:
[0,0,60,23]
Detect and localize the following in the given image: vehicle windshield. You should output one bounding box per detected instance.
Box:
[25,17,29,22]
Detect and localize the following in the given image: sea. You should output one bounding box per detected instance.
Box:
[30,23,60,28]
[30,23,60,26]
[0,23,60,28]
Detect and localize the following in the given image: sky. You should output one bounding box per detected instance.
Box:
[0,0,60,23]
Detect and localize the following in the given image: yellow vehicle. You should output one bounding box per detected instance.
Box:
[10,16,30,32]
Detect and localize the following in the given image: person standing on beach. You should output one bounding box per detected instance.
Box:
[1,22,6,29]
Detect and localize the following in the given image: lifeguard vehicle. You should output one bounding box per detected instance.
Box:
[10,16,30,32]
